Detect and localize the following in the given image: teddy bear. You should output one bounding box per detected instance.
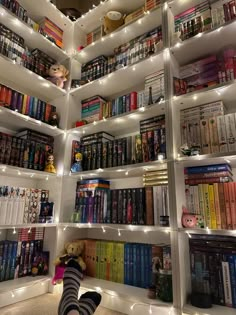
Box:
[102,11,125,34]
[52,240,86,285]
[47,64,69,89]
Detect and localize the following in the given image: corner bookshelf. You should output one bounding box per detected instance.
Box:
[1,0,236,314]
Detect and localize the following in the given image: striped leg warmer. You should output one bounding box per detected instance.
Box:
[58,259,101,315]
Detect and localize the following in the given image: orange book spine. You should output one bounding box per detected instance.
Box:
[232,183,236,229]
[213,183,221,229]
[223,183,232,229]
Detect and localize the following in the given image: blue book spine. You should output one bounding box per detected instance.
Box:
[36,99,42,120]
[126,94,130,112]
[0,241,4,281]
[124,244,129,285]
[32,97,38,119]
[112,99,116,116]
[29,96,35,117]
[122,95,126,113]
[129,244,133,286]
[136,244,141,287]
[10,241,18,280]
[185,164,231,174]
[1,241,9,281]
[133,244,137,287]
[230,255,236,308]
[140,244,145,288]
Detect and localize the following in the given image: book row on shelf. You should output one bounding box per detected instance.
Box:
[0,0,64,48]
[71,117,166,172]
[0,129,55,172]
[83,239,172,302]
[0,83,57,126]
[79,26,163,84]
[174,49,236,96]
[0,186,53,225]
[183,163,236,231]
[73,70,164,127]
[173,0,236,43]
[180,100,236,156]
[0,228,49,283]
[0,22,57,77]
[189,234,236,309]
[72,178,169,227]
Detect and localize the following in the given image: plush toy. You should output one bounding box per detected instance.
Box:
[181,206,204,228]
[52,240,86,285]
[44,151,57,174]
[47,64,69,89]
[102,11,125,34]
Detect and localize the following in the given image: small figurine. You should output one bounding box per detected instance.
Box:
[71,152,83,173]
[182,206,204,228]
[49,111,60,128]
[180,143,200,156]
[47,64,69,89]
[44,151,57,174]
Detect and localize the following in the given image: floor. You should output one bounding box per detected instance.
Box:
[0,293,125,315]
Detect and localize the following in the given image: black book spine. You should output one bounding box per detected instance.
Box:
[117,139,123,167]
[122,189,127,224]
[132,189,138,224]
[97,142,102,169]
[112,190,118,224]
[117,189,123,224]
[102,142,108,169]
[113,140,118,167]
[107,141,113,168]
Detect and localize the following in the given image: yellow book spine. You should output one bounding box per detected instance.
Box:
[22,94,28,115]
[208,184,217,229]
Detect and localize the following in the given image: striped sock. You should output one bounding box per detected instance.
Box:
[58,260,101,315]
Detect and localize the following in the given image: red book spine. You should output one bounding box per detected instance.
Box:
[130,92,137,111]
[229,0,236,19]
[5,88,12,108]
[185,177,231,185]
[223,183,232,229]
[223,3,231,21]
[232,183,236,229]
[0,85,8,105]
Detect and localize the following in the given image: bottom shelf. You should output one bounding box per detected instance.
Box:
[80,277,173,315]
[183,304,236,315]
[0,276,50,308]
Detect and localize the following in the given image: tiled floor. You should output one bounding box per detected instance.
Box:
[1,293,125,315]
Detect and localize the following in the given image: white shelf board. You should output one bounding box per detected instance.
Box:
[178,228,236,237]
[60,223,171,233]
[0,107,63,137]
[173,79,236,111]
[82,276,172,307]
[75,0,145,34]
[176,152,236,168]
[0,276,50,294]
[183,303,236,315]
[18,0,73,31]
[0,224,57,230]
[0,55,66,103]
[67,160,168,179]
[0,164,60,180]
[70,51,164,101]
[68,101,166,137]
[75,7,162,64]
[0,5,68,63]
[171,20,236,66]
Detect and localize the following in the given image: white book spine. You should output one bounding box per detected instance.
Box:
[222,261,233,307]
[225,113,236,152]
[217,115,228,153]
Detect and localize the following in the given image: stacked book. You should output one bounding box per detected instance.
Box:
[0,83,56,124]
[84,239,171,289]
[189,234,236,309]
[184,163,236,230]
[81,96,107,123]
[39,17,64,48]
[0,186,53,225]
[125,6,145,24]
[145,0,161,11]
[144,70,165,105]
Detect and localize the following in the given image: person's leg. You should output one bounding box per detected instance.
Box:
[58,259,101,315]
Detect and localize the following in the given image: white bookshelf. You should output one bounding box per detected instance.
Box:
[0,0,236,314]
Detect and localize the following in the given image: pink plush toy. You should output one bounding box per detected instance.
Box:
[181,206,204,228]
[47,64,69,89]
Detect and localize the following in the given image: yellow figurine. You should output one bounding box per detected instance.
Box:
[44,152,57,174]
